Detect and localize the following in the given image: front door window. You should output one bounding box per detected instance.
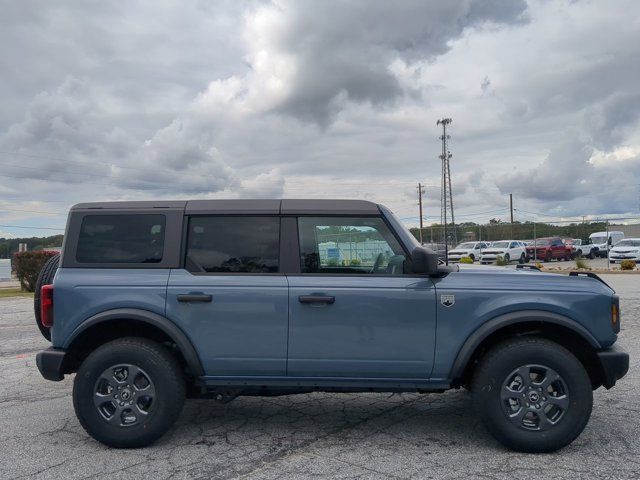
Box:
[297,217,406,275]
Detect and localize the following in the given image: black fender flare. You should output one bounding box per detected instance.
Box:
[64,308,204,377]
[449,310,601,381]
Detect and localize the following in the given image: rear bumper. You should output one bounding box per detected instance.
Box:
[597,345,629,389]
[36,347,67,381]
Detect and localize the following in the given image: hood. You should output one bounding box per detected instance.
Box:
[455,264,614,295]
[611,245,640,252]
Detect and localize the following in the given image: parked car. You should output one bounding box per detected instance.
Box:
[447,241,489,262]
[479,240,527,264]
[564,239,597,259]
[526,237,573,262]
[609,238,640,263]
[589,231,624,258]
[35,199,628,453]
[421,242,447,261]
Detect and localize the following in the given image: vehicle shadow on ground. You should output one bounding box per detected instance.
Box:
[168,389,496,451]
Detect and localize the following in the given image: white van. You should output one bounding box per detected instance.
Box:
[588,231,624,258]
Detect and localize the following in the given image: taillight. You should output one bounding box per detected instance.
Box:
[611,295,620,333]
[40,284,54,328]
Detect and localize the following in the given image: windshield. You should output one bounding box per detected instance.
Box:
[490,241,509,248]
[590,235,607,244]
[533,239,551,246]
[616,239,640,247]
[455,242,476,249]
[379,205,420,250]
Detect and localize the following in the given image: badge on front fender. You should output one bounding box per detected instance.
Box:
[441,294,455,307]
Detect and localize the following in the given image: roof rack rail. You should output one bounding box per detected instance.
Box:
[568,271,612,289]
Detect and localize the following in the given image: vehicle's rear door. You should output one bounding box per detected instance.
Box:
[286,215,437,379]
[166,214,289,376]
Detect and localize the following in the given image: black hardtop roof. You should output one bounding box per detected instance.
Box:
[71,199,381,215]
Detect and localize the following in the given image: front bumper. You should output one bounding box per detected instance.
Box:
[480,254,504,263]
[447,253,471,262]
[609,255,640,263]
[36,347,67,381]
[597,345,629,389]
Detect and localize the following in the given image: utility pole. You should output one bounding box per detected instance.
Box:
[437,117,455,263]
[510,193,514,238]
[417,183,425,244]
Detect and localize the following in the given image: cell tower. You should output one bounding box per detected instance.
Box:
[437,117,456,248]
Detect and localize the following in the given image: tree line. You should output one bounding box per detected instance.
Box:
[0,235,63,259]
[409,220,613,244]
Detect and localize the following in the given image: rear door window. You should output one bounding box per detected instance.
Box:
[76,215,166,263]
[186,216,280,273]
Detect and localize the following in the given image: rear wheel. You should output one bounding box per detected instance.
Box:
[545,252,552,262]
[468,254,475,262]
[518,253,525,264]
[471,337,592,453]
[34,254,60,341]
[73,337,185,448]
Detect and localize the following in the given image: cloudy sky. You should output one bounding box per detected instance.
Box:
[1,0,639,237]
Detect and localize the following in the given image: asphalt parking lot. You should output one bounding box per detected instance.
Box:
[1,275,638,479]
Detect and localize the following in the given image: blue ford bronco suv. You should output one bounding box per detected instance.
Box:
[35,199,628,452]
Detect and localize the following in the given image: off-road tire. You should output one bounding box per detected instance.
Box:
[33,254,59,341]
[73,337,186,448]
[471,337,592,453]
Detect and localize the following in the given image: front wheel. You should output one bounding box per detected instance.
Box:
[73,337,186,448]
[471,337,592,453]
[504,253,510,263]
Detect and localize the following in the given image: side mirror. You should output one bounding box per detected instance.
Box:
[410,246,439,274]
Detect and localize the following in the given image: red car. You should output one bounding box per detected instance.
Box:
[525,236,573,262]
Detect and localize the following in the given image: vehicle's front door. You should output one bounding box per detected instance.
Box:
[287,216,437,379]
[551,238,564,258]
[166,216,289,376]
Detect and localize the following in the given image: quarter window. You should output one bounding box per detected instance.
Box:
[298,217,406,275]
[76,215,166,264]
[186,216,280,273]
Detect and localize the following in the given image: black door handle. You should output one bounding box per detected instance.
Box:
[298,295,335,304]
[177,294,212,303]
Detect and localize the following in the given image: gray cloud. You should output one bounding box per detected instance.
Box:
[0,0,639,235]
[256,0,527,125]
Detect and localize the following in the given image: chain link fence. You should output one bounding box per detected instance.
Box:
[412,216,640,267]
